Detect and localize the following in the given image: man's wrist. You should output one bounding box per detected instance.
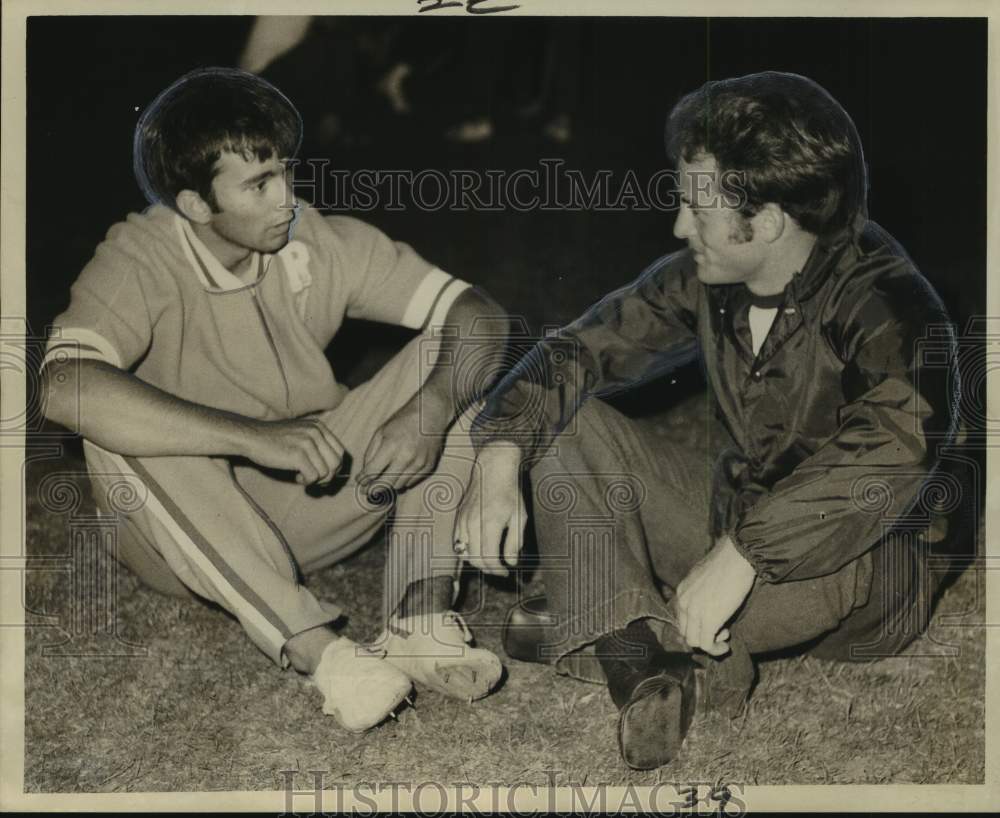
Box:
[477,440,523,472]
[217,413,261,459]
[718,531,757,578]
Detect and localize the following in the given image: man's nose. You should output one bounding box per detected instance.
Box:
[673,203,693,240]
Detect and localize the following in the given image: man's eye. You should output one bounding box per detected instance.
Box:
[256,179,268,191]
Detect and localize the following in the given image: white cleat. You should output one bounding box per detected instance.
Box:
[310,638,412,732]
[377,611,503,701]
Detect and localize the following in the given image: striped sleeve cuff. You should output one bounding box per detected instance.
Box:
[42,328,123,370]
[399,268,472,331]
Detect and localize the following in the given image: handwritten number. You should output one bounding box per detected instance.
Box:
[467,0,521,12]
[418,0,521,12]
[417,0,463,11]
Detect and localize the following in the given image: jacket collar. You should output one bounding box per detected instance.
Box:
[713,216,861,319]
[788,218,859,306]
[706,216,864,367]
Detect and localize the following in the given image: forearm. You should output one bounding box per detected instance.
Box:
[419,287,509,418]
[41,359,256,458]
[472,261,700,460]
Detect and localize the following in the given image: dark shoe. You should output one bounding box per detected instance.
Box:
[597,621,698,770]
[502,595,559,664]
[699,637,755,719]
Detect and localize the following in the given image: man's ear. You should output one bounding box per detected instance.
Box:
[175,189,213,225]
[753,203,787,243]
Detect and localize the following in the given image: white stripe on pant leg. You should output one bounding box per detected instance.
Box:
[97,447,289,662]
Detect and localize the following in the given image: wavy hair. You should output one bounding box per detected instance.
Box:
[134,67,302,210]
[665,72,868,235]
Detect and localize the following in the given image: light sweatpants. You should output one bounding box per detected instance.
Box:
[83,335,478,666]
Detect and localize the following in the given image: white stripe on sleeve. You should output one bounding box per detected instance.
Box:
[42,328,123,370]
[400,267,462,330]
[424,277,472,331]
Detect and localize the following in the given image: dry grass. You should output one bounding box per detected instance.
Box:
[22,449,985,793]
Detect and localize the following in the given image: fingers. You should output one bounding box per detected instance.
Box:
[700,632,731,657]
[359,427,415,491]
[676,596,731,655]
[454,471,483,536]
[359,424,443,493]
[312,417,345,461]
[290,419,343,485]
[292,433,327,485]
[470,514,508,576]
[453,493,472,557]
[360,443,423,493]
[359,429,398,492]
[467,495,521,578]
[501,489,527,569]
[307,422,343,484]
[453,475,506,576]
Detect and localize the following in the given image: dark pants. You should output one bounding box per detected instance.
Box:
[528,397,945,703]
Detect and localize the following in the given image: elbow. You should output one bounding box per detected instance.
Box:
[39,360,81,432]
[478,288,515,340]
[469,286,507,320]
[454,286,511,340]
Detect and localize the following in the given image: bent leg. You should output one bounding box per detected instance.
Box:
[807,530,943,662]
[529,396,722,682]
[83,440,335,667]
[238,334,476,612]
[696,548,875,713]
[234,334,501,699]
[526,396,881,687]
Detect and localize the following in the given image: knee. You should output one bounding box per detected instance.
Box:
[528,398,621,476]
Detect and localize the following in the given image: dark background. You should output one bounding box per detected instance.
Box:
[27,15,986,392]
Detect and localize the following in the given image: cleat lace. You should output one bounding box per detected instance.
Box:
[444,611,473,644]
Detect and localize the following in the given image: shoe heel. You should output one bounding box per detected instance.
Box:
[502,595,559,664]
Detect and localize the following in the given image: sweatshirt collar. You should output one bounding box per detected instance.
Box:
[174,215,269,292]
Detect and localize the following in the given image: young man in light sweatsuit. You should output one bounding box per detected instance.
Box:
[40,67,507,731]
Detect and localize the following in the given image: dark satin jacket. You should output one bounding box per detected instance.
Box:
[473,221,959,583]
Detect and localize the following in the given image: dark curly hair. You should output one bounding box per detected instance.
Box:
[133,67,302,211]
[665,71,868,236]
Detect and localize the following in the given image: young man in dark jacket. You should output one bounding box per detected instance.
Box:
[453,71,960,769]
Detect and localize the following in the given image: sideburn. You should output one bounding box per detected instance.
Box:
[727,213,755,244]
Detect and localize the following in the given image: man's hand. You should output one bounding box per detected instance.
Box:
[453,443,526,576]
[243,416,345,485]
[358,392,451,495]
[675,534,756,656]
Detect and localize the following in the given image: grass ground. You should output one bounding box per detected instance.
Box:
[22,441,985,792]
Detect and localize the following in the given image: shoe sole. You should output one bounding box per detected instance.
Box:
[617,674,696,770]
[421,658,502,701]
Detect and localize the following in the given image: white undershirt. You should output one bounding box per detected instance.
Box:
[748,306,779,356]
